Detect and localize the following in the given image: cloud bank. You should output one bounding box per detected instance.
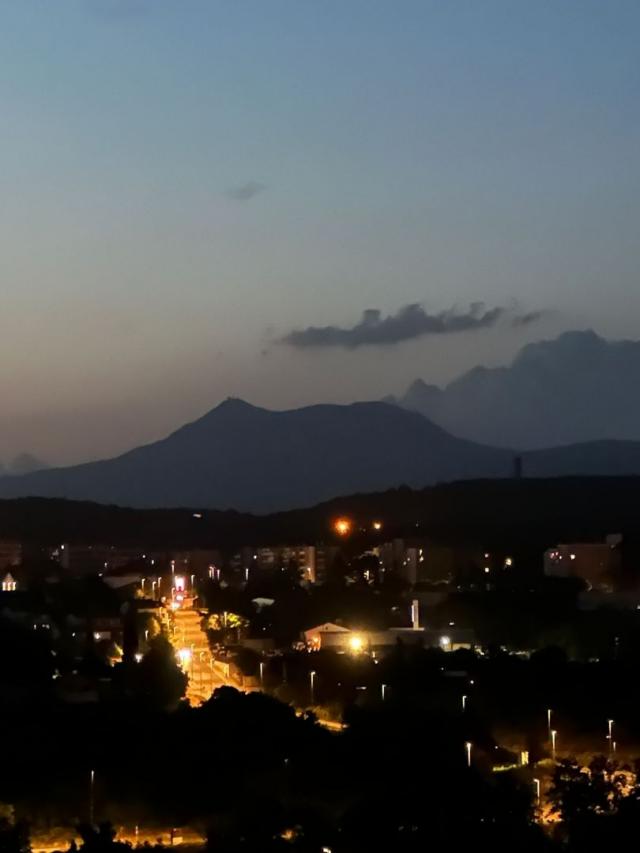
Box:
[281,302,544,349]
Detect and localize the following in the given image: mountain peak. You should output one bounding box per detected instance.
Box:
[216,397,258,411]
[202,397,266,421]
[0,399,513,512]
[7,452,48,476]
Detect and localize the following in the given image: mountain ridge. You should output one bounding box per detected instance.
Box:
[0,400,512,512]
[2,395,640,512]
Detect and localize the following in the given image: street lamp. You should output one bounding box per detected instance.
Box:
[551,729,557,760]
[533,777,541,804]
[547,708,552,738]
[381,683,388,702]
[310,670,316,705]
[259,661,265,688]
[465,741,472,768]
[462,694,467,712]
[89,769,95,825]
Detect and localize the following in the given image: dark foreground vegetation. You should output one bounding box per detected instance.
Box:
[3,613,640,852]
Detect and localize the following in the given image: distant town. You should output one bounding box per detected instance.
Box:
[0,479,639,850]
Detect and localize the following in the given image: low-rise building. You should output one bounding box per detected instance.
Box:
[303,622,475,653]
[544,538,621,588]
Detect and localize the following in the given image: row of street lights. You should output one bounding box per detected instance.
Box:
[307,669,390,705]
[547,708,617,758]
[461,711,618,780]
[304,674,620,774]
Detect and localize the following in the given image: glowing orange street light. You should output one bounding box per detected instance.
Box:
[334,518,352,536]
[372,521,383,532]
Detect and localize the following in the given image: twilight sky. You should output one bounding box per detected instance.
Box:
[1,0,639,464]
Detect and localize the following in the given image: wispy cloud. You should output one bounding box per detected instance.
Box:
[280,302,523,349]
[225,181,267,202]
[512,310,547,328]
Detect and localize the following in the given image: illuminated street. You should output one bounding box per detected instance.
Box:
[170,595,230,705]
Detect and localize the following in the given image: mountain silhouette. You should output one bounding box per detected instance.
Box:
[392,330,640,449]
[1,397,640,511]
[7,453,48,476]
[0,399,513,512]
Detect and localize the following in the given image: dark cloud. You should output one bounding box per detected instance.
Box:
[225,181,267,202]
[512,310,547,327]
[281,302,516,349]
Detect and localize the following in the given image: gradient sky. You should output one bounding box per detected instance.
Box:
[1,0,639,464]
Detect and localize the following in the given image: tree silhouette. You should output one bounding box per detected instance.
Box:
[75,823,131,853]
[129,636,187,709]
[0,819,30,853]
